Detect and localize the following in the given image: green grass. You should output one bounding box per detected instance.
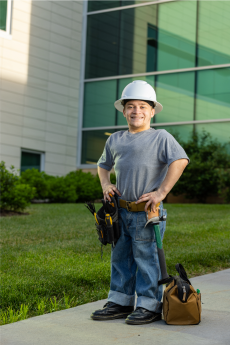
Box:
[1,203,230,325]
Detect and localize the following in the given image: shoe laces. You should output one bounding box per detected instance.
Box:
[135,307,159,315]
[103,302,115,308]
[135,307,144,311]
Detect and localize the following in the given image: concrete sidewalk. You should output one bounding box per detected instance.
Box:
[1,269,230,345]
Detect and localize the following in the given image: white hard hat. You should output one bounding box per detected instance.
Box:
[114,80,163,114]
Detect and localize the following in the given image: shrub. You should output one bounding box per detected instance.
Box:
[171,132,230,203]
[0,162,35,211]
[6,184,36,211]
[20,169,50,199]
[20,170,79,203]
[48,176,78,203]
[66,170,103,202]
[216,168,230,203]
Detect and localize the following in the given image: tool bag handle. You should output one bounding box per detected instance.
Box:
[175,263,192,285]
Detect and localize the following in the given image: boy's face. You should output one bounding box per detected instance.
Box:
[123,100,155,133]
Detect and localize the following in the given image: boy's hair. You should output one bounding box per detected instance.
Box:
[122,99,155,108]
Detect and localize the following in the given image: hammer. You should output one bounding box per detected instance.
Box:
[145,206,172,286]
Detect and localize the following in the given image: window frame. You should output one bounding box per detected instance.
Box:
[20,149,45,173]
[0,0,13,39]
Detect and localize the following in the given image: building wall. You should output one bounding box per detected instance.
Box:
[0,0,83,175]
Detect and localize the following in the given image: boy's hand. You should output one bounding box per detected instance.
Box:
[103,183,121,201]
[136,190,165,212]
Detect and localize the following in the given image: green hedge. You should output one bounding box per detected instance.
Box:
[20,169,108,203]
[20,169,51,200]
[0,162,35,212]
[0,162,108,211]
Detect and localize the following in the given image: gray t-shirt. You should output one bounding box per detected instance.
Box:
[97,128,189,201]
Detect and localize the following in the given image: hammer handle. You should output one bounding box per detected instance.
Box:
[153,224,169,280]
[157,247,169,280]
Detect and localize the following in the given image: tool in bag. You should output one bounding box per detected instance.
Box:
[163,263,202,325]
[85,194,120,257]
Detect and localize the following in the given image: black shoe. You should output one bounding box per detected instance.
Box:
[91,302,134,321]
[125,307,161,325]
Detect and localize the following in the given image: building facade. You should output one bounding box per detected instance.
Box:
[80,0,230,171]
[1,0,230,175]
[0,0,83,175]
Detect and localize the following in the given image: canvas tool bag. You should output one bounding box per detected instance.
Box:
[163,264,201,325]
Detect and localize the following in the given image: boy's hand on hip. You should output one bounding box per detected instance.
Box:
[136,190,165,212]
[135,159,188,211]
[103,184,121,201]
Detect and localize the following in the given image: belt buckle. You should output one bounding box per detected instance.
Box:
[126,201,131,211]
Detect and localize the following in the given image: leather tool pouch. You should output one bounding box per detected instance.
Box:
[163,264,201,325]
[146,206,160,221]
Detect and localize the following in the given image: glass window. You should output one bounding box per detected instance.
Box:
[83,80,117,128]
[0,0,7,31]
[196,122,230,146]
[88,1,121,12]
[154,125,193,143]
[156,72,195,123]
[197,1,230,67]
[81,129,126,164]
[88,1,151,12]
[87,1,197,78]
[85,11,120,78]
[147,24,157,72]
[157,1,196,71]
[85,5,157,78]
[196,68,230,121]
[127,5,157,75]
[21,152,41,173]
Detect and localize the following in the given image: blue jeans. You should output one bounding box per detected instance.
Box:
[108,201,167,313]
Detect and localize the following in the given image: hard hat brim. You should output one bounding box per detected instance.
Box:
[114,98,163,114]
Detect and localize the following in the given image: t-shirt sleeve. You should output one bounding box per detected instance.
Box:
[97,138,114,171]
[159,130,190,166]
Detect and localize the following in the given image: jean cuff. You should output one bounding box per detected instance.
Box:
[108,290,135,306]
[136,296,162,313]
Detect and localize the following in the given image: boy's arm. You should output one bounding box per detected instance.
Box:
[98,166,121,201]
[136,158,188,212]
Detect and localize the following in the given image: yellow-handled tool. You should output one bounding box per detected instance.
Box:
[105,214,112,225]
[94,213,103,238]
[94,212,99,224]
[105,213,114,247]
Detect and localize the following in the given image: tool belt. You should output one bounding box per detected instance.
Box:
[85,194,120,247]
[163,264,202,325]
[119,199,162,225]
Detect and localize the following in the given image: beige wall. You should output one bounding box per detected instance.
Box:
[0,0,83,175]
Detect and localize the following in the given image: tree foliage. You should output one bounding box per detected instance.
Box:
[171,131,230,203]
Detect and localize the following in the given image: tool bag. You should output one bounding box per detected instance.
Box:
[85,195,120,247]
[163,263,201,325]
